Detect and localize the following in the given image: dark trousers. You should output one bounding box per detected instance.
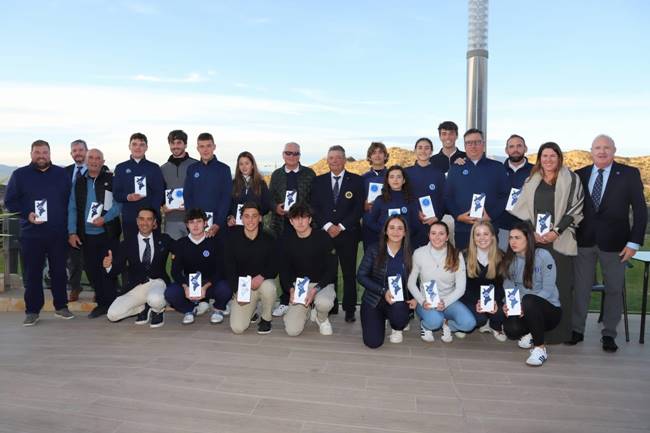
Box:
[332,231,360,313]
[361,299,410,348]
[67,245,83,290]
[504,294,562,346]
[20,235,68,314]
[164,280,232,314]
[454,230,470,250]
[460,297,505,331]
[82,233,117,308]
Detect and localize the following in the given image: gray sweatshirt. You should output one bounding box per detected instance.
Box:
[161,154,198,223]
[503,249,560,307]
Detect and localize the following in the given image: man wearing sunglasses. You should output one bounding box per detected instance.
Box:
[269,142,316,317]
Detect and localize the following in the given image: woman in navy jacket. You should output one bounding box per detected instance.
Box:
[365,165,421,247]
[227,151,272,227]
[358,215,414,348]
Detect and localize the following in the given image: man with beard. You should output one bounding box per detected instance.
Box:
[160,130,197,240]
[496,134,533,250]
[5,140,74,326]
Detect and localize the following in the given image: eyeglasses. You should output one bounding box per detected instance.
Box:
[464,140,483,146]
[284,151,300,157]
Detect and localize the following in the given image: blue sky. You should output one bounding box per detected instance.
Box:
[1,0,648,169]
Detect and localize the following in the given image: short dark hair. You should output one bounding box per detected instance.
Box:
[366,142,389,163]
[241,201,261,214]
[197,132,214,143]
[414,137,433,151]
[507,134,526,146]
[437,121,458,133]
[70,139,87,150]
[31,140,50,150]
[463,128,484,140]
[137,206,157,220]
[168,130,188,144]
[184,208,207,223]
[287,203,313,220]
[129,132,148,144]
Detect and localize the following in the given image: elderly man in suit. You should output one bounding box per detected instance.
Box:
[569,134,647,352]
[310,145,364,322]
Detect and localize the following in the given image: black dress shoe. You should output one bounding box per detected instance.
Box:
[88,305,108,319]
[564,331,584,345]
[601,336,618,353]
[345,311,356,323]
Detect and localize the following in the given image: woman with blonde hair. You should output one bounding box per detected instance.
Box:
[509,142,583,343]
[460,220,506,341]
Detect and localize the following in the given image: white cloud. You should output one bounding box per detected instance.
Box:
[124,1,158,15]
[130,72,206,83]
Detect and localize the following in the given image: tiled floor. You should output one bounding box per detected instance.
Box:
[0,312,648,433]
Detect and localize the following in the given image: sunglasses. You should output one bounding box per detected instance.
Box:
[284,151,300,157]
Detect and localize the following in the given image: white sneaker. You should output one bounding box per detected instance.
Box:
[310,307,317,322]
[518,333,533,349]
[272,303,289,317]
[479,322,507,342]
[210,310,224,324]
[389,329,403,344]
[182,312,195,325]
[526,346,548,366]
[420,323,434,343]
[222,301,231,316]
[404,322,410,332]
[194,302,210,316]
[317,318,333,336]
[454,331,467,339]
[441,322,453,343]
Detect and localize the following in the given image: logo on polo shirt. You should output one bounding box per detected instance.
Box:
[194,172,200,178]
[429,183,436,191]
[203,250,210,257]
[401,207,408,214]
[126,168,132,174]
[462,169,469,175]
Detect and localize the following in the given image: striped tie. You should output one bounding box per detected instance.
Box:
[591,168,604,209]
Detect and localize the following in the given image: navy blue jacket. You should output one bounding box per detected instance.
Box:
[310,171,364,233]
[365,190,421,245]
[171,235,223,287]
[184,157,232,228]
[113,158,165,223]
[496,158,533,231]
[404,163,446,218]
[357,244,410,308]
[576,162,647,252]
[5,163,71,238]
[430,149,467,173]
[444,157,509,235]
[229,179,272,219]
[107,232,173,292]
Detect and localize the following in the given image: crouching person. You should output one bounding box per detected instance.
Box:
[226,202,279,334]
[105,207,172,327]
[281,203,338,336]
[164,208,232,325]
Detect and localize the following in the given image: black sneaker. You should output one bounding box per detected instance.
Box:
[134,304,151,325]
[345,310,356,323]
[150,311,164,328]
[257,319,272,334]
[54,307,75,320]
[23,313,39,326]
[250,313,259,323]
[564,331,584,346]
[88,305,108,319]
[601,336,618,353]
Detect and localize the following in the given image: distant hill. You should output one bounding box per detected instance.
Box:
[0,164,17,184]
[308,148,650,203]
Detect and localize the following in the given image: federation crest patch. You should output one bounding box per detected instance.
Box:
[203,250,210,257]
[194,172,200,178]
[462,169,469,175]
[345,191,353,199]
[429,183,436,191]
[401,206,408,214]
[125,168,132,174]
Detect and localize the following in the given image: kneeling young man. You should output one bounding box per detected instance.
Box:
[105,207,172,327]
[225,202,279,334]
[281,203,337,336]
[165,208,232,325]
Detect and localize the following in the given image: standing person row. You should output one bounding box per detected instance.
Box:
[65,139,89,301]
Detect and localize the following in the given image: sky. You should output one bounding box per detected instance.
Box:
[1,0,648,170]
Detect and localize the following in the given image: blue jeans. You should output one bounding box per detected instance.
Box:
[417,300,476,332]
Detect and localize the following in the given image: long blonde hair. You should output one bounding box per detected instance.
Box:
[466,220,502,279]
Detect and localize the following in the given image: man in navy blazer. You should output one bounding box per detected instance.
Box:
[104,207,173,328]
[570,134,647,352]
[310,146,364,322]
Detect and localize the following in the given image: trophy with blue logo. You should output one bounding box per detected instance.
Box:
[86,202,103,223]
[237,275,252,303]
[387,274,404,302]
[34,199,48,222]
[469,193,486,218]
[134,176,147,197]
[367,182,382,203]
[418,196,436,219]
[188,272,202,298]
[294,276,310,305]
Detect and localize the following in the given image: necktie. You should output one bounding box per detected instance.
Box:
[142,238,152,269]
[333,175,341,203]
[591,168,604,209]
[75,166,83,181]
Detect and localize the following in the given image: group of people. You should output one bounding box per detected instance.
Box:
[5,121,646,366]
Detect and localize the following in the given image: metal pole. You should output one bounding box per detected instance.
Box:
[466,0,489,137]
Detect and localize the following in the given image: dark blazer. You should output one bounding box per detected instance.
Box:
[576,161,647,252]
[107,233,173,292]
[310,171,364,233]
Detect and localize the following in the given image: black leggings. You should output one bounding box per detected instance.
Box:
[503,295,562,346]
